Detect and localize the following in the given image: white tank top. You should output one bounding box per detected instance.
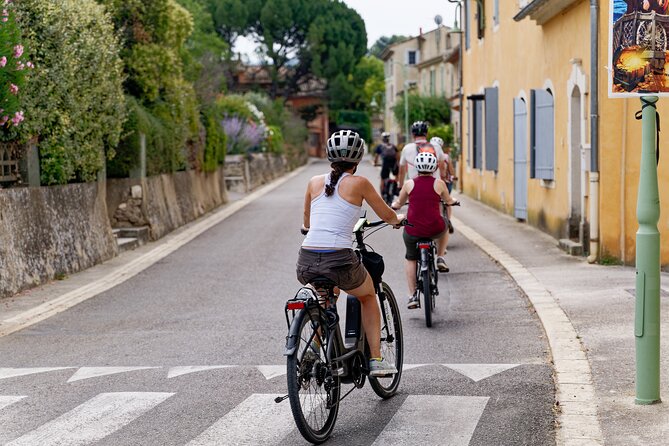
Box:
[303,173,362,249]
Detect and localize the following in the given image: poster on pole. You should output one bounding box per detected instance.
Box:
[609,0,669,97]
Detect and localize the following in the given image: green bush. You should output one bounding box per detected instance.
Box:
[393,94,451,129]
[216,94,255,121]
[202,107,226,172]
[266,125,284,154]
[15,0,126,184]
[0,1,30,135]
[429,124,454,147]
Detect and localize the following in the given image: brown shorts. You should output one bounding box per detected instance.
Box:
[296,248,368,291]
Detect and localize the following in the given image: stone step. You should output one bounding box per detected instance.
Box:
[116,237,139,253]
[113,226,150,243]
[558,238,583,256]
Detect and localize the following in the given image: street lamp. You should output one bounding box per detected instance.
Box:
[369,91,383,110]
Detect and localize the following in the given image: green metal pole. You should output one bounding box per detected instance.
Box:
[635,95,661,405]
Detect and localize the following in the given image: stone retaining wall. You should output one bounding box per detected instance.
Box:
[0,182,117,298]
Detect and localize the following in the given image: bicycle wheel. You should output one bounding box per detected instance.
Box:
[369,282,404,398]
[287,307,340,444]
[423,267,433,327]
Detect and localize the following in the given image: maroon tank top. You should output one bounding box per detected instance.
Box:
[406,176,445,237]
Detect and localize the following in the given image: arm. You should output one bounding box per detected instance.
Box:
[302,183,311,229]
[360,177,402,225]
[436,179,457,205]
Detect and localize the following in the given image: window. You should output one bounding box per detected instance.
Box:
[407,50,417,65]
[530,89,555,180]
[430,70,436,96]
[446,34,452,50]
[477,0,486,39]
[484,87,499,171]
[469,95,484,169]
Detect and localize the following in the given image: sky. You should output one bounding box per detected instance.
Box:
[234,0,458,61]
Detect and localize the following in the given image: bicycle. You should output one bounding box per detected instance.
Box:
[279,217,406,444]
[381,176,399,206]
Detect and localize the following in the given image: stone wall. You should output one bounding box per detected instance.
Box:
[107,166,229,240]
[0,182,117,298]
[223,153,287,193]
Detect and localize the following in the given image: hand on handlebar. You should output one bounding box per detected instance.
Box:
[392,214,406,229]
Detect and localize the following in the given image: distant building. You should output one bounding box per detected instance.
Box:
[381,37,419,144]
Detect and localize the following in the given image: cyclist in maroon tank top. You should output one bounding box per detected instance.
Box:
[392,151,458,309]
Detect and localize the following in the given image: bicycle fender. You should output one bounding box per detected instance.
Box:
[420,249,429,272]
[284,308,308,356]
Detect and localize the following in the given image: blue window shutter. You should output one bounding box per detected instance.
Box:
[474,100,483,169]
[529,90,536,178]
[485,87,499,171]
[533,89,554,180]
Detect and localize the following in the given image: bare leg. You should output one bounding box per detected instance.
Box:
[437,232,449,257]
[345,273,381,359]
[405,260,417,296]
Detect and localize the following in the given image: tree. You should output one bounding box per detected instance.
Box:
[369,35,408,59]
[393,94,451,128]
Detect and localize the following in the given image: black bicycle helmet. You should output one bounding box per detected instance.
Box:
[411,121,429,136]
[326,130,365,163]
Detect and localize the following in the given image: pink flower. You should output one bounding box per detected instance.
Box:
[0,115,8,126]
[9,83,18,95]
[16,61,24,70]
[13,45,23,59]
[1,18,7,23]
[26,61,34,69]
[0,56,6,67]
[11,111,24,126]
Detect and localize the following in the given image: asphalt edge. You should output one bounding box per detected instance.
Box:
[451,216,604,446]
[0,162,312,338]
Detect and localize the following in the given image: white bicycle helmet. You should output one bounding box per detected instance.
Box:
[430,136,444,148]
[415,151,438,173]
[326,130,365,163]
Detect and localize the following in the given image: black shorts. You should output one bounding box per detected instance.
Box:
[296,248,368,291]
[380,161,398,180]
[403,228,446,261]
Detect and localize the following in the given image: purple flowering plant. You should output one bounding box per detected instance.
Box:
[0,0,31,129]
[221,115,266,154]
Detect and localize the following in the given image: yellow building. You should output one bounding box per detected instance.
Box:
[460,0,669,265]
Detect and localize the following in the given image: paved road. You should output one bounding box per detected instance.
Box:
[0,158,555,445]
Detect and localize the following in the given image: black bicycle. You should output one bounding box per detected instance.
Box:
[381,176,399,206]
[279,217,405,444]
[415,238,439,327]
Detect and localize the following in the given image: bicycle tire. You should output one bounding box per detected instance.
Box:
[369,282,404,398]
[423,267,433,328]
[287,307,340,444]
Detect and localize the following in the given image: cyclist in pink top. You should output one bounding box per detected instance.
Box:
[392,151,458,308]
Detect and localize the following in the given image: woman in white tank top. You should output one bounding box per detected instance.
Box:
[297,130,404,376]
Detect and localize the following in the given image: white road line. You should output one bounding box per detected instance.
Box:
[402,364,429,371]
[256,365,286,380]
[167,366,234,379]
[0,396,26,410]
[0,163,311,338]
[443,364,520,382]
[6,392,173,446]
[67,367,159,383]
[0,368,71,381]
[186,394,294,446]
[372,395,489,446]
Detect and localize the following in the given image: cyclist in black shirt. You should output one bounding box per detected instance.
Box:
[374,132,399,194]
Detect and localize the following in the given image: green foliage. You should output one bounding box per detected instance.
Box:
[14,0,126,185]
[393,94,451,129]
[429,124,454,147]
[369,35,408,58]
[216,94,255,120]
[202,108,226,172]
[335,110,371,143]
[266,125,284,154]
[330,55,384,112]
[210,0,255,47]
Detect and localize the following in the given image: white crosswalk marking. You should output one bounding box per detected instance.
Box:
[443,364,520,382]
[67,367,159,383]
[0,396,26,410]
[256,365,286,380]
[167,366,234,379]
[186,394,294,445]
[0,368,71,381]
[372,395,490,446]
[6,392,173,446]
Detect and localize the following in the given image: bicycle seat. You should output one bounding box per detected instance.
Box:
[309,276,337,289]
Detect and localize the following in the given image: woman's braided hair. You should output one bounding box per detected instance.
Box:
[325,161,357,197]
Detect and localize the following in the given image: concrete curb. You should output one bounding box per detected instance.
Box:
[0,163,311,338]
[452,216,604,446]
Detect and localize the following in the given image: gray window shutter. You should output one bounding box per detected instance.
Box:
[465,0,470,50]
[474,99,483,169]
[533,89,554,180]
[529,90,536,178]
[485,87,499,171]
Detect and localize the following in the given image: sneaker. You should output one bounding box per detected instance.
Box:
[436,257,450,273]
[369,358,398,376]
[407,293,420,309]
[447,219,454,234]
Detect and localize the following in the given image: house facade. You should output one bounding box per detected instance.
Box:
[460,0,669,264]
